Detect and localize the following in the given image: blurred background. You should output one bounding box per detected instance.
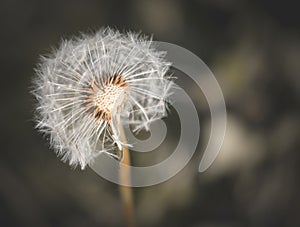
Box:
[1,0,300,226]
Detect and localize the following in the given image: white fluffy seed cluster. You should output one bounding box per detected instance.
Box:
[32,28,172,169]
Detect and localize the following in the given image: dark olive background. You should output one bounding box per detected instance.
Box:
[1,0,300,226]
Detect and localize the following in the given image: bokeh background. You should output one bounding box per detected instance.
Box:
[1,0,300,226]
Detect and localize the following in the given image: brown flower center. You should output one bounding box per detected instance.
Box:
[82,75,128,121]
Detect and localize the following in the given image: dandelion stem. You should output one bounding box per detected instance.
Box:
[119,125,136,227]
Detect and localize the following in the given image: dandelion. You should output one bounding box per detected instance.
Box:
[32,28,172,170]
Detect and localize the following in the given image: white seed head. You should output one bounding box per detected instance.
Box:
[32,28,173,169]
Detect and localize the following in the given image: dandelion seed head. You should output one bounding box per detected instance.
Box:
[32,28,173,169]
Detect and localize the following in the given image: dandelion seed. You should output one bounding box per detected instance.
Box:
[32,28,173,169]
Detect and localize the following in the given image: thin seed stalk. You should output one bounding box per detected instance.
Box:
[119,125,136,227]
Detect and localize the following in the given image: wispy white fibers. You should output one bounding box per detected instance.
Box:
[32,28,173,169]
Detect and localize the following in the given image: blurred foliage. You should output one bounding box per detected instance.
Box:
[0,0,300,226]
